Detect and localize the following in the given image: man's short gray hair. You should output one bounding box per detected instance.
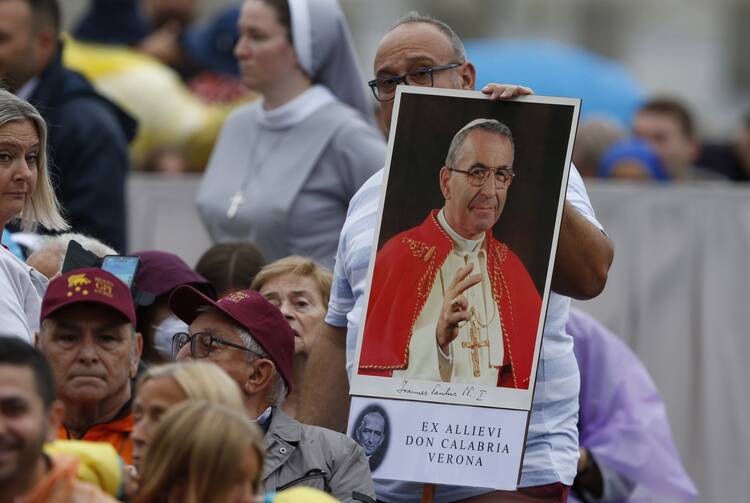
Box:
[235,327,288,407]
[48,233,116,258]
[445,118,515,169]
[390,11,466,63]
[29,233,117,274]
[193,306,289,406]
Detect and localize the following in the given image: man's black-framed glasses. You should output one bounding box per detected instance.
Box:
[448,166,515,188]
[172,331,257,358]
[368,63,462,102]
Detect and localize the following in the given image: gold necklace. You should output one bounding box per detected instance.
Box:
[464,253,496,329]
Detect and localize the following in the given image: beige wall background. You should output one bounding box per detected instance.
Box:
[126,174,750,503]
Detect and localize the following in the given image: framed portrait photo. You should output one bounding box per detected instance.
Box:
[348,87,580,489]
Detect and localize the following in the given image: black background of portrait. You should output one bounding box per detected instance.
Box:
[377,91,577,294]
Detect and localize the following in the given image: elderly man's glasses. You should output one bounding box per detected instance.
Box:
[172,332,257,359]
[448,166,515,188]
[368,63,462,102]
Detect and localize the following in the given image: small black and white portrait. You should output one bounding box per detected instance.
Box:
[353,404,389,472]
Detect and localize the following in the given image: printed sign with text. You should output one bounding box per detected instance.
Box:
[349,87,580,488]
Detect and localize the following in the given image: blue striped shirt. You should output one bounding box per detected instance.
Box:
[326,166,603,501]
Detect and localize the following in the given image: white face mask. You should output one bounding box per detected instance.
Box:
[151,315,188,360]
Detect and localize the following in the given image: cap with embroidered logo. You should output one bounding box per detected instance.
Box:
[41,268,136,325]
[168,286,294,392]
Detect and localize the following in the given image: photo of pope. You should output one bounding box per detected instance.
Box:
[359,118,542,389]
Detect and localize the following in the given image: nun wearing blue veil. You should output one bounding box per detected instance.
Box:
[197,0,385,269]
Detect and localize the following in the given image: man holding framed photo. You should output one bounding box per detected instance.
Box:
[301,11,614,502]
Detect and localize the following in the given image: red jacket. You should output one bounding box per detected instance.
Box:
[360,211,541,389]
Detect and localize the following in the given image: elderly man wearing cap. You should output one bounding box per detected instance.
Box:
[169,286,374,502]
[37,268,143,464]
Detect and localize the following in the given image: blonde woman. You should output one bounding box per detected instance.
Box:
[250,256,331,416]
[0,89,68,343]
[131,361,246,471]
[134,401,265,503]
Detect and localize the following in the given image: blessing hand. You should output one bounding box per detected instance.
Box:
[436,263,482,351]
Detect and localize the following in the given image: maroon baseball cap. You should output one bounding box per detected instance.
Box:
[41,268,136,325]
[133,250,215,301]
[168,286,294,392]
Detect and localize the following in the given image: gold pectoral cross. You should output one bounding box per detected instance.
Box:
[461,308,489,377]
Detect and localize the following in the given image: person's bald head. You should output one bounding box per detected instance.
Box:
[373,12,475,131]
[387,12,466,63]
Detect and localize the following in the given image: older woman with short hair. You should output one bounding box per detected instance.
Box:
[251,255,331,416]
[0,89,68,342]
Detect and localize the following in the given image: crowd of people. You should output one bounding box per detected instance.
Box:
[573,98,750,182]
[0,0,706,502]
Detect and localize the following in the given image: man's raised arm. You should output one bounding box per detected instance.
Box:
[297,321,350,432]
[551,200,614,300]
[479,84,613,300]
